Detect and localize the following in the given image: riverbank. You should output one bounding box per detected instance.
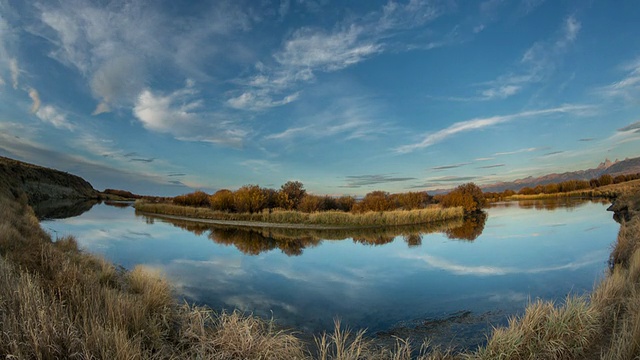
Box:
[500,178,640,201]
[135,200,465,228]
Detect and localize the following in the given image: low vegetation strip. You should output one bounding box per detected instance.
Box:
[135,201,465,227]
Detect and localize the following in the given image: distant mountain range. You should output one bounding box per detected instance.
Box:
[481,156,640,193]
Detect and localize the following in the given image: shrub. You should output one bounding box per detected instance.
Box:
[234,185,266,213]
[277,181,306,210]
[354,191,396,212]
[440,183,486,213]
[210,189,235,212]
[173,191,211,207]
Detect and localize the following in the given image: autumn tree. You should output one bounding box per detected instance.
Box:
[598,174,613,186]
[440,183,486,213]
[234,185,266,213]
[262,188,278,211]
[173,191,211,207]
[277,181,306,210]
[355,191,395,212]
[394,191,430,210]
[210,189,234,212]
[336,196,356,212]
[299,194,324,213]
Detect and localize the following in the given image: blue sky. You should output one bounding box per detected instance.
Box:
[0,0,639,196]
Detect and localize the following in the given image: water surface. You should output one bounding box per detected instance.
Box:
[42,199,617,349]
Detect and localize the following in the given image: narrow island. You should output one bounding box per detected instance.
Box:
[133,181,487,229]
[2,155,640,359]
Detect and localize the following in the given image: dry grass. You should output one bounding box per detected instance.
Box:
[313,320,461,360]
[135,201,465,227]
[472,296,599,360]
[505,179,640,202]
[0,188,309,359]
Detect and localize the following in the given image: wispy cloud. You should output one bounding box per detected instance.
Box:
[31,0,256,113]
[28,88,41,113]
[343,174,416,188]
[595,58,640,102]
[265,95,394,143]
[240,159,280,174]
[8,57,18,89]
[133,82,248,146]
[493,147,542,156]
[618,120,640,132]
[395,105,590,154]
[130,157,154,163]
[264,126,311,140]
[34,105,74,131]
[228,91,300,111]
[542,150,564,156]
[451,15,582,102]
[229,1,448,111]
[425,176,477,182]
[431,162,471,170]
[477,164,505,169]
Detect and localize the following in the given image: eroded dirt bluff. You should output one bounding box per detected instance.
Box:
[0,156,98,203]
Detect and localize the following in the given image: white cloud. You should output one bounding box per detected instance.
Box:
[556,15,581,48]
[230,0,448,111]
[133,84,247,146]
[274,26,381,72]
[227,90,300,111]
[463,15,581,102]
[240,159,281,173]
[34,1,254,113]
[8,57,18,88]
[264,95,392,143]
[35,105,74,131]
[395,105,592,154]
[89,55,146,114]
[278,0,291,20]
[265,126,310,140]
[596,57,640,101]
[480,84,521,100]
[493,147,541,156]
[28,87,41,113]
[0,11,17,87]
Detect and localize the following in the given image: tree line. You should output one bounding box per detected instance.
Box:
[172,181,488,214]
[484,173,640,199]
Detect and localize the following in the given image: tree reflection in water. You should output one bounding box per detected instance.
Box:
[136,213,489,256]
[444,212,488,241]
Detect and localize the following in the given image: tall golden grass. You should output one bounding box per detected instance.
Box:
[0,189,308,359]
[134,201,464,227]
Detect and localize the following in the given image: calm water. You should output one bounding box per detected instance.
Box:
[42,199,617,348]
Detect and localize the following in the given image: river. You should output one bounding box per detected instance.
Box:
[41,198,617,350]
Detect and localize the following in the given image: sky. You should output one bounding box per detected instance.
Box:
[0,0,639,196]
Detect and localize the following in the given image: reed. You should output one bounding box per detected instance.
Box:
[134,201,464,227]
